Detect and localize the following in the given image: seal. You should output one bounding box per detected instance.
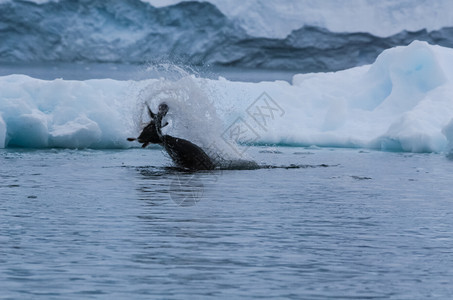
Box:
[128,102,215,170]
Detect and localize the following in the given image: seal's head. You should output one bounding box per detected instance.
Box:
[158,103,169,116]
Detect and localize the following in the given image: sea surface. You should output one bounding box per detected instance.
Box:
[1,146,453,299]
[0,63,299,82]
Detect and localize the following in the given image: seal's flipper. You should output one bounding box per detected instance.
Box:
[127,137,137,142]
[146,103,155,119]
[141,142,150,148]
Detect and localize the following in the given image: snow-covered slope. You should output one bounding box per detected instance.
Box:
[151,0,453,38]
[1,0,453,71]
[0,0,245,64]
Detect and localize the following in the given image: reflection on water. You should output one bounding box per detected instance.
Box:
[169,174,204,206]
[134,162,337,207]
[135,166,171,205]
[135,166,215,207]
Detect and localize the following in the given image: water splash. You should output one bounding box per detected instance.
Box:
[134,63,243,164]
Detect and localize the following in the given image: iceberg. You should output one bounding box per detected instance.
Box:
[1,41,453,153]
[0,115,5,148]
[0,75,152,148]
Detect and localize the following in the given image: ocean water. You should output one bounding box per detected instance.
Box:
[0,63,299,83]
[1,146,453,299]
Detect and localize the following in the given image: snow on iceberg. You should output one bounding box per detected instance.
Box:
[0,75,152,148]
[1,41,453,153]
[443,119,453,157]
[0,115,5,148]
[206,41,453,153]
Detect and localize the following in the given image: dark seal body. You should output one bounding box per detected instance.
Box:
[128,102,215,171]
[162,135,215,170]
